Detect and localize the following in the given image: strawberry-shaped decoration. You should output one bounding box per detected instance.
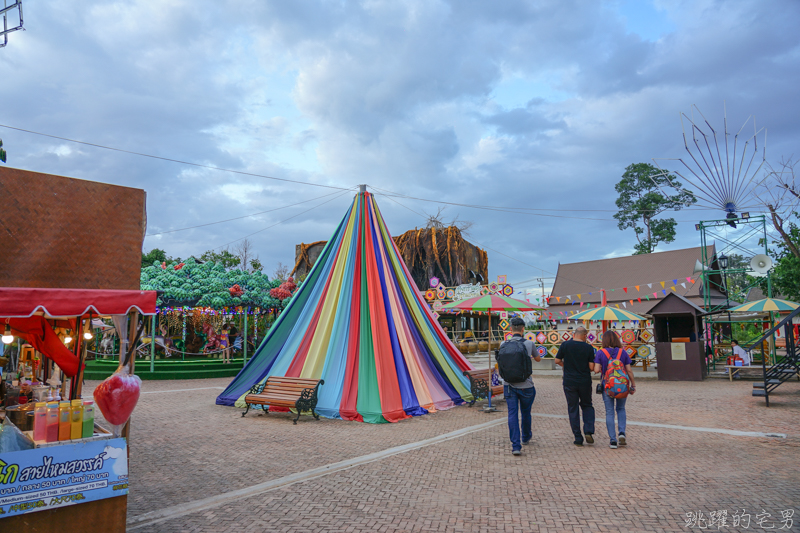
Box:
[228,284,244,297]
[93,368,142,427]
[174,262,186,270]
[269,277,298,301]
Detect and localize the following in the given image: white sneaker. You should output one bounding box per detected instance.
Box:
[619,434,627,446]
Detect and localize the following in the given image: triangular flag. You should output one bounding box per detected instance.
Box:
[556,297,561,302]
[622,302,627,308]
[637,297,641,303]
[629,300,634,305]
[686,277,692,283]
[662,289,667,295]
[610,289,615,292]
[580,302,584,308]
[635,285,640,292]
[660,281,665,288]
[671,286,677,291]
[681,282,686,288]
[623,287,628,293]
[615,304,620,308]
[645,295,650,300]
[672,279,678,285]
[653,292,657,298]
[588,292,592,296]
[566,295,571,299]
[648,283,652,289]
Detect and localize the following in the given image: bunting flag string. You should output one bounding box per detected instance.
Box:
[543,275,699,303]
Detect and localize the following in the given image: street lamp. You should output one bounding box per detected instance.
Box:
[718,252,732,339]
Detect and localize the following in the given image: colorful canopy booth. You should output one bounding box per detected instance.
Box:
[217,188,476,423]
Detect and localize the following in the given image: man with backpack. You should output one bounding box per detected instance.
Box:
[554,326,596,446]
[496,317,541,456]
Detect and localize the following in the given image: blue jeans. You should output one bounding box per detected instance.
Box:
[504,385,536,451]
[563,383,595,442]
[602,393,627,442]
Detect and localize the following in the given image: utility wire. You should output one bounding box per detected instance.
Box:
[211,189,353,251]
[146,189,348,236]
[0,124,352,191]
[373,191,601,291]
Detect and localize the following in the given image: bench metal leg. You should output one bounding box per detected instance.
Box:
[242,404,251,417]
[293,409,301,425]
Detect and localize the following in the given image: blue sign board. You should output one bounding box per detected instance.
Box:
[0,437,128,517]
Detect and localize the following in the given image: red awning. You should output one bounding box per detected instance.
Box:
[0,288,157,318]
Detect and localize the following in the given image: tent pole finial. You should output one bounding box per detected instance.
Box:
[359,184,367,193]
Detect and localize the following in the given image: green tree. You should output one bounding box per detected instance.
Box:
[769,219,800,302]
[614,163,696,254]
[199,249,241,270]
[142,248,177,269]
[0,139,6,163]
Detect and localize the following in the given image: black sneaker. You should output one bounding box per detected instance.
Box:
[618,434,627,446]
[573,440,584,447]
[610,441,618,449]
[585,434,594,444]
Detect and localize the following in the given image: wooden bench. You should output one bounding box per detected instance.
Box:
[463,369,503,407]
[725,365,771,381]
[242,376,324,424]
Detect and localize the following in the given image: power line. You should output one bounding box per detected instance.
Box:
[146,189,350,236]
[0,124,352,191]
[373,191,601,291]
[211,189,353,251]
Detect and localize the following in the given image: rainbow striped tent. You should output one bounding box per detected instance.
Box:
[216,190,476,423]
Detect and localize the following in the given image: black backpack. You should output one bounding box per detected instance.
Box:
[495,338,532,383]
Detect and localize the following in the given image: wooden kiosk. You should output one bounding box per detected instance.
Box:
[0,166,149,530]
[649,293,706,381]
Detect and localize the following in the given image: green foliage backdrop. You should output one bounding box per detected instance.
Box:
[140,257,287,309]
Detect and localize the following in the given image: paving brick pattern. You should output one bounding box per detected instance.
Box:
[83,376,800,532]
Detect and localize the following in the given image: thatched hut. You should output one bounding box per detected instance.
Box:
[292,226,487,291]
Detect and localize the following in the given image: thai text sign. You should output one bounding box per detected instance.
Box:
[0,437,128,517]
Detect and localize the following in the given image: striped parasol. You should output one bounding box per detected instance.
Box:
[727,298,799,313]
[442,294,544,312]
[567,306,646,322]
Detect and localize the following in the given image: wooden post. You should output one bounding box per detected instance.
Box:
[122,311,139,447]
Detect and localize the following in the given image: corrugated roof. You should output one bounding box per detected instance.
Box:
[0,166,146,290]
[546,245,728,317]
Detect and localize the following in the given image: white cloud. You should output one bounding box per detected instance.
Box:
[1,0,799,283]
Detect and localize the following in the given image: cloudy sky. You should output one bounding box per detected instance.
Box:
[2,0,799,295]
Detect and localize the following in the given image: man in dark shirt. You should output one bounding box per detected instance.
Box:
[555,326,596,446]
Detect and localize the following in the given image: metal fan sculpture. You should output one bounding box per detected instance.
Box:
[654,104,766,227]
[1,1,24,49]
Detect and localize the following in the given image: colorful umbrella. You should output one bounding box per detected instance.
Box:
[443,294,543,411]
[568,306,646,322]
[442,294,543,312]
[727,298,800,313]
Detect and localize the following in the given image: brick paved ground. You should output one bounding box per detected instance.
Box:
[83,375,800,532]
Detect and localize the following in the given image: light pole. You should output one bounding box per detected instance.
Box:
[718,252,732,340]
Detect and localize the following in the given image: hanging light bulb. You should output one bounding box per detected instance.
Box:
[2,324,14,344]
[64,330,73,344]
[83,321,93,340]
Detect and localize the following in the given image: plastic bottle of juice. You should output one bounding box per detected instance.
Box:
[58,401,71,441]
[46,402,59,442]
[34,402,48,442]
[70,399,83,439]
[82,400,95,438]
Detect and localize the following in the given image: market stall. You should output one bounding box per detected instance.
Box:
[0,287,156,531]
